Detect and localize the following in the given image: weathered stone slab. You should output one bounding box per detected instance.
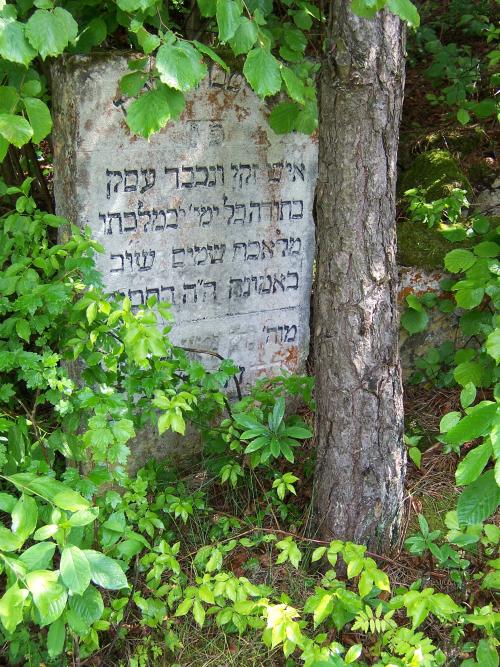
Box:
[52,54,317,391]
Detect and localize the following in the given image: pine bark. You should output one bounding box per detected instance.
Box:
[313,2,406,552]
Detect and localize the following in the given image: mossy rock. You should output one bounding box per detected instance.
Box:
[397,219,453,270]
[398,149,472,202]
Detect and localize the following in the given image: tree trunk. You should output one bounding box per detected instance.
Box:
[313,2,406,552]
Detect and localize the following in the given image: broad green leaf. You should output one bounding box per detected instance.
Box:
[0,583,29,633]
[19,542,56,571]
[456,442,492,486]
[22,97,52,143]
[269,101,301,134]
[60,545,91,595]
[281,67,306,104]
[136,26,160,55]
[156,41,207,92]
[0,85,19,113]
[444,248,476,273]
[457,470,500,526]
[11,493,38,540]
[76,17,107,52]
[47,617,65,658]
[69,585,104,625]
[443,403,497,446]
[243,48,281,98]
[193,598,205,627]
[0,113,33,148]
[457,108,470,125]
[16,318,31,341]
[68,508,99,526]
[228,16,258,55]
[119,71,148,97]
[0,19,36,66]
[84,549,128,590]
[311,546,326,562]
[192,40,229,71]
[345,644,363,664]
[474,241,499,258]
[401,308,429,335]
[486,328,500,362]
[454,361,484,388]
[476,639,499,667]
[216,0,242,42]
[26,570,67,626]
[117,0,155,10]
[126,86,172,138]
[0,525,24,551]
[460,382,476,409]
[351,0,384,19]
[455,287,485,310]
[387,0,420,27]
[197,0,217,16]
[25,8,78,59]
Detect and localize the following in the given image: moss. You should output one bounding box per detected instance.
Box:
[398,149,472,202]
[397,219,453,270]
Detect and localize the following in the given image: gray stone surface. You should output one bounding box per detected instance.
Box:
[52,54,318,394]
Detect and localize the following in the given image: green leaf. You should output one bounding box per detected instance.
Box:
[228,16,258,55]
[387,0,420,27]
[345,644,363,664]
[156,41,207,92]
[0,583,29,633]
[486,328,500,362]
[443,403,497,446]
[351,0,383,19]
[84,550,128,590]
[198,0,217,16]
[69,585,104,625]
[0,525,25,551]
[456,442,492,486]
[0,18,35,66]
[216,0,242,42]
[61,546,91,595]
[117,0,155,10]
[457,108,470,125]
[401,308,429,335]
[284,425,312,439]
[22,97,52,143]
[26,570,67,626]
[457,470,500,526]
[188,44,226,78]
[120,71,148,97]
[136,26,160,55]
[126,86,172,138]
[12,493,38,540]
[444,248,476,273]
[47,617,66,658]
[193,598,205,627]
[15,317,31,341]
[281,67,306,104]
[269,101,301,134]
[454,361,484,388]
[474,241,499,258]
[476,639,499,667]
[0,113,33,148]
[311,546,326,562]
[19,542,56,571]
[25,8,78,59]
[455,287,485,310]
[460,382,476,409]
[76,17,107,52]
[243,48,281,98]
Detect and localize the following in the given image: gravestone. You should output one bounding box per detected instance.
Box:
[52,54,317,394]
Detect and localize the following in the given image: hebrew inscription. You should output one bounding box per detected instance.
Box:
[53,57,317,390]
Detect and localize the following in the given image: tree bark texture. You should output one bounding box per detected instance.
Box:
[313,3,406,552]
